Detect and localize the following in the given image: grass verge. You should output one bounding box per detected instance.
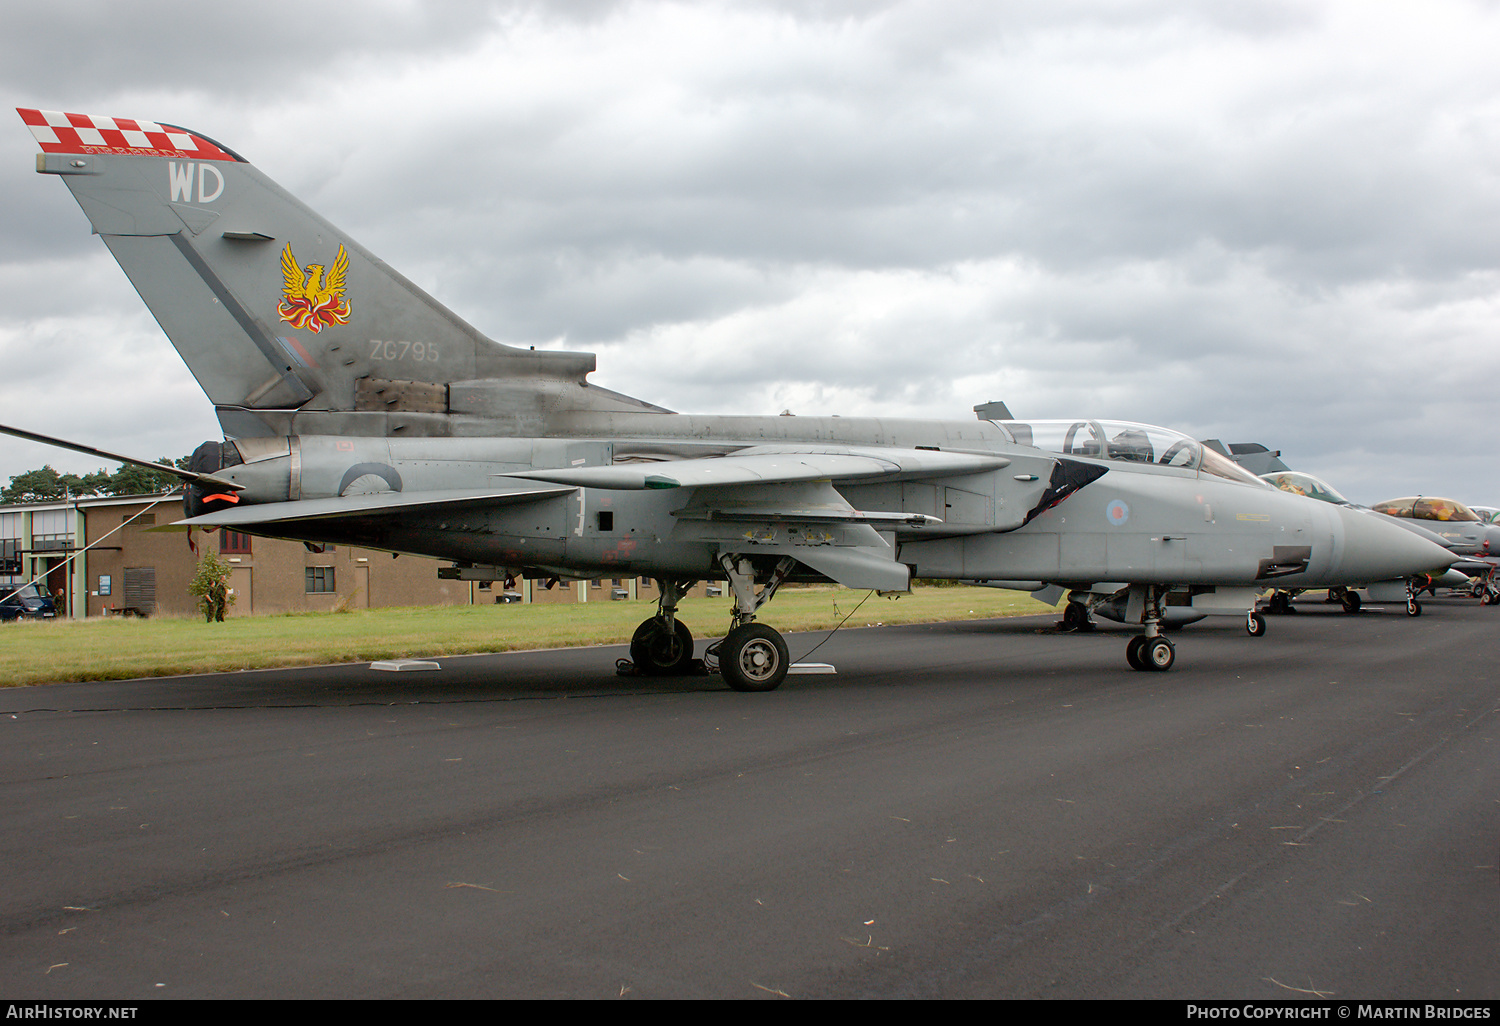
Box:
[0,585,1056,687]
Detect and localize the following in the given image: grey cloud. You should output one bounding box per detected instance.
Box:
[0,1,518,99]
[3,0,1499,504]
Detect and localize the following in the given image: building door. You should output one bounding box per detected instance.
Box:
[123,567,156,617]
[43,557,69,617]
[229,567,253,616]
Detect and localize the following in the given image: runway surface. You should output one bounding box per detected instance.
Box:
[1,597,1496,999]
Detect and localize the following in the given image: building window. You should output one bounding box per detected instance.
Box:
[305,566,336,593]
[219,530,253,554]
[31,510,74,552]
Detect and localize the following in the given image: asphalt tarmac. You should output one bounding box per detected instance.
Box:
[1,596,1496,1000]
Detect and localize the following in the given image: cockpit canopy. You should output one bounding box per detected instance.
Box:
[1261,471,1351,506]
[992,420,1268,487]
[1371,496,1482,522]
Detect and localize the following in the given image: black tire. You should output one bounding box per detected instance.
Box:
[629,618,694,675]
[1341,591,1361,614]
[1062,602,1090,631]
[1125,635,1147,671]
[1144,636,1175,671]
[720,623,790,692]
[1407,599,1422,617]
[1246,612,1267,637]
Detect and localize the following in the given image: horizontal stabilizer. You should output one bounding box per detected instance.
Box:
[510,446,1008,490]
[177,485,574,527]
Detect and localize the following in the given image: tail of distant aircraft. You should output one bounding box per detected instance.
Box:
[17,108,665,440]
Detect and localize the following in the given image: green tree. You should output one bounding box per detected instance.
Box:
[1,465,97,503]
[100,459,186,496]
[3,458,188,503]
[188,551,236,623]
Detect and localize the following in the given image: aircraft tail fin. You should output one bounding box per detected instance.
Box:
[18,108,665,439]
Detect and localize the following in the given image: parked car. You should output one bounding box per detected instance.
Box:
[0,583,56,622]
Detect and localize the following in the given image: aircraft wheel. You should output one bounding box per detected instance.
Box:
[1061,601,1093,631]
[1125,635,1147,671]
[1144,636,1175,671]
[1246,611,1267,637]
[720,623,790,692]
[629,618,694,675]
[1407,598,1422,617]
[1341,591,1361,614]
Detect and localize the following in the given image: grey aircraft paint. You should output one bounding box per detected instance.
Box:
[7,107,1458,686]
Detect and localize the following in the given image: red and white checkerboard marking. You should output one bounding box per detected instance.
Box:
[16,108,239,161]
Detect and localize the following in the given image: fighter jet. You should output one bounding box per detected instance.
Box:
[1256,470,1477,615]
[1366,494,1500,604]
[8,107,1455,685]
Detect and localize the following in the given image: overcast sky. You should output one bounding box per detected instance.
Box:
[2,0,1498,505]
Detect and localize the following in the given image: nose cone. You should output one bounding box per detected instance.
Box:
[1336,507,1456,581]
[1483,524,1500,557]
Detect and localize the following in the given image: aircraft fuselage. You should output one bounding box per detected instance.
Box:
[197,412,1433,595]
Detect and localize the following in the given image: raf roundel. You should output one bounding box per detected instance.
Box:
[1106,499,1130,526]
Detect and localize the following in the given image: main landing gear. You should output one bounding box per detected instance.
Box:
[713,555,797,692]
[1059,598,1096,632]
[1478,569,1500,606]
[1265,591,1297,615]
[627,578,698,675]
[620,556,799,692]
[1124,586,1175,672]
[1126,633,1175,671]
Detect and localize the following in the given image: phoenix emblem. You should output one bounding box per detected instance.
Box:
[278,243,351,333]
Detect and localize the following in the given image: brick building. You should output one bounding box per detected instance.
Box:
[1,494,712,619]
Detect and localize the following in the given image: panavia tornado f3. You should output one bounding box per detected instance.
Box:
[5,108,1456,686]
